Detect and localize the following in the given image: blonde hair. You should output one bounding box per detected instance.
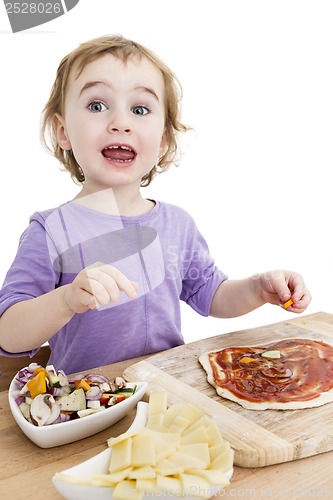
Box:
[41,34,190,186]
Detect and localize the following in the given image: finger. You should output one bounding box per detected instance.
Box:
[88,294,101,310]
[75,269,113,306]
[86,276,115,305]
[269,278,291,303]
[66,286,99,313]
[98,265,138,299]
[285,273,309,302]
[131,281,139,292]
[291,291,311,309]
[281,289,311,313]
[85,267,138,304]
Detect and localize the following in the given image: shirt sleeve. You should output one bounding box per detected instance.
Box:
[179,215,227,316]
[0,218,58,357]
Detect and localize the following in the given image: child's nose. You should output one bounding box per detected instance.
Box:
[109,125,132,133]
[107,111,132,134]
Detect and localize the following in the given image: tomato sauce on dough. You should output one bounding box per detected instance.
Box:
[209,339,333,403]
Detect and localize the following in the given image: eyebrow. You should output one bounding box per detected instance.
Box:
[79,80,109,96]
[79,81,160,101]
[135,85,160,101]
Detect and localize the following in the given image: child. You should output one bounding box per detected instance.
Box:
[0,35,311,374]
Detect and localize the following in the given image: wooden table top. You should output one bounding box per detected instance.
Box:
[1,312,333,499]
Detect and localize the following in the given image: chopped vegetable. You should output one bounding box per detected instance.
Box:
[46,365,61,387]
[26,370,47,399]
[30,394,60,426]
[283,299,293,309]
[74,379,91,391]
[57,388,87,412]
[239,356,256,364]
[77,407,105,418]
[14,364,136,427]
[261,350,281,359]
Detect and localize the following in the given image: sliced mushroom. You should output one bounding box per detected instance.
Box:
[44,400,61,425]
[98,382,112,393]
[19,402,33,423]
[109,382,118,393]
[115,376,127,389]
[107,396,118,407]
[30,394,55,426]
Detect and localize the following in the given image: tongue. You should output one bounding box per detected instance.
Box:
[103,148,135,161]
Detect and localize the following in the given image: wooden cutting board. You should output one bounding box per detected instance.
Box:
[123,311,333,468]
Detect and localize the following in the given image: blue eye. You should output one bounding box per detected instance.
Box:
[88,101,108,113]
[132,105,149,116]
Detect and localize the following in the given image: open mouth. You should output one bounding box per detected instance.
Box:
[102,145,136,163]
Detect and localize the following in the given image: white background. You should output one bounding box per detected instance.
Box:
[0,0,332,343]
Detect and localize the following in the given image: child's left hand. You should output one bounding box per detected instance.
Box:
[260,270,311,313]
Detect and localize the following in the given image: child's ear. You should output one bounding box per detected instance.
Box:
[53,113,71,150]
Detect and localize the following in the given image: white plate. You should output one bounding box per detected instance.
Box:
[8,375,147,448]
[52,401,233,500]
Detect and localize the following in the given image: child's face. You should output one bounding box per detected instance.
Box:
[54,54,166,192]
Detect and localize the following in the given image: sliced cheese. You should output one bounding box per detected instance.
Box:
[113,479,143,500]
[135,477,156,494]
[155,458,184,476]
[107,427,142,447]
[155,474,182,495]
[167,451,207,471]
[109,438,132,473]
[168,415,191,433]
[140,429,180,461]
[128,466,156,480]
[177,403,203,426]
[205,420,224,447]
[192,469,230,486]
[210,448,234,473]
[209,442,231,462]
[180,473,211,498]
[132,435,156,467]
[181,415,212,436]
[178,443,211,468]
[108,467,133,483]
[102,391,234,499]
[180,424,209,445]
[146,413,166,432]
[148,391,168,416]
[163,402,187,427]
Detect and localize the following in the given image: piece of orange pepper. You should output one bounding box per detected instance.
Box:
[239,356,256,364]
[27,370,47,399]
[74,379,91,391]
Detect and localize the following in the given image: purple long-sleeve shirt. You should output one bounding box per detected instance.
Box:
[0,200,227,373]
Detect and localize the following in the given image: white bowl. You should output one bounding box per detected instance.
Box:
[8,375,147,448]
[52,402,233,500]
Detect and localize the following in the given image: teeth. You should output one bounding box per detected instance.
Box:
[106,145,132,151]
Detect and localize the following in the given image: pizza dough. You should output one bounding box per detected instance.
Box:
[199,338,333,410]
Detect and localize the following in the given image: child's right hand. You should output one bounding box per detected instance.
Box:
[63,263,139,314]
